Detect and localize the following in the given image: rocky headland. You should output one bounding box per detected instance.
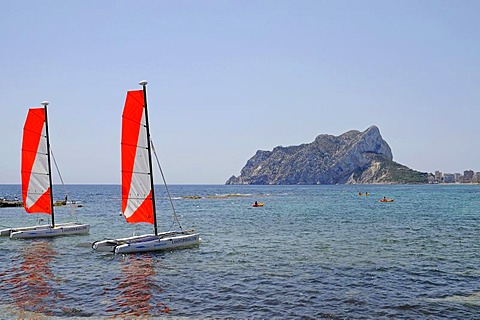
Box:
[226,125,428,185]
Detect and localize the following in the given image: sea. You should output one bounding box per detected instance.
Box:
[0,184,479,319]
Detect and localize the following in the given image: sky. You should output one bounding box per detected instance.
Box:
[1,0,479,184]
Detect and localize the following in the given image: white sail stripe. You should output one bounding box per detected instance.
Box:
[25,124,49,209]
[36,136,48,154]
[124,198,145,219]
[26,157,49,208]
[124,109,151,219]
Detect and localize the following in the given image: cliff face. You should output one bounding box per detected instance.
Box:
[226,125,427,185]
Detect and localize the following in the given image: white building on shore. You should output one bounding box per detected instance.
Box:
[433,170,480,184]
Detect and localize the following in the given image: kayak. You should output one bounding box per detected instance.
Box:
[379,199,394,202]
[252,203,264,207]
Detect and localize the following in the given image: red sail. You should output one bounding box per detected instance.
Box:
[121,90,154,224]
[21,108,52,214]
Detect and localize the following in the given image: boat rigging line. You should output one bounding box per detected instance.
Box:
[50,148,77,220]
[151,139,183,231]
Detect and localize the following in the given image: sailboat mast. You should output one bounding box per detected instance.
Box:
[139,80,158,235]
[41,101,55,227]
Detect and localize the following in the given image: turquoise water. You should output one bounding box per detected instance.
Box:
[0,184,479,319]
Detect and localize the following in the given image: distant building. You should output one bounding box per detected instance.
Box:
[430,170,479,183]
[454,173,462,182]
[464,170,474,183]
[473,172,480,183]
[443,173,455,183]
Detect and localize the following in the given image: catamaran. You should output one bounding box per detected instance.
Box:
[0,102,90,238]
[92,80,200,254]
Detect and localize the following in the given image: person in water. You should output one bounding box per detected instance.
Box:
[254,201,258,206]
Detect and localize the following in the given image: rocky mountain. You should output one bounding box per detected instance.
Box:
[226,125,428,185]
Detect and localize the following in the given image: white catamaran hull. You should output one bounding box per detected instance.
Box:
[92,231,201,254]
[7,222,90,239]
[1,222,81,237]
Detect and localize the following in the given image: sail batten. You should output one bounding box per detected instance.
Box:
[21,108,52,214]
[121,90,155,224]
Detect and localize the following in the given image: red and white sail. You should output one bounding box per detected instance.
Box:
[21,108,52,214]
[121,90,154,224]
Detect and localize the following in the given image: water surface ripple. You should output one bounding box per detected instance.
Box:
[0,184,479,318]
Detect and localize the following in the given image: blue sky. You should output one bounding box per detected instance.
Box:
[1,0,479,184]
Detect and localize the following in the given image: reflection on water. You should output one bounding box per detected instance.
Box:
[1,240,59,318]
[108,255,170,317]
